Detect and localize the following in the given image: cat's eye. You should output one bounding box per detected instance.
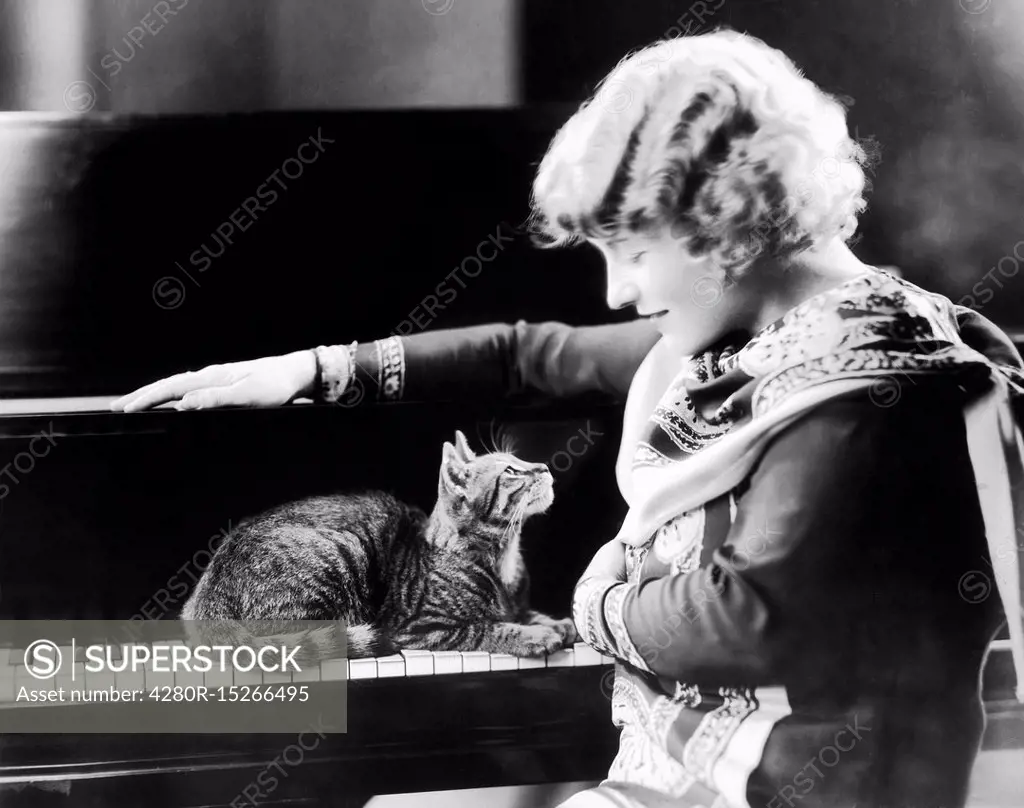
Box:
[503,467,527,477]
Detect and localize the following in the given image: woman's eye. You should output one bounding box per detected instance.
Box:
[628,251,646,264]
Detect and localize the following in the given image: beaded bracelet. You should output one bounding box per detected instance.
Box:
[313,342,357,404]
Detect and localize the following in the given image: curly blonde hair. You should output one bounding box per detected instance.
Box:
[529,29,874,274]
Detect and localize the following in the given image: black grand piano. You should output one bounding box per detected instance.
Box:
[0,112,1021,807]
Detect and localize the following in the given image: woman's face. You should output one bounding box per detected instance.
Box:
[591,228,749,356]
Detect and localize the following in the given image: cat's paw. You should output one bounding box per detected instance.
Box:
[550,617,578,645]
[514,624,569,657]
[525,610,576,637]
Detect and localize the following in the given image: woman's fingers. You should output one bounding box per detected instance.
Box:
[111,374,199,412]
[111,366,230,412]
[175,378,260,410]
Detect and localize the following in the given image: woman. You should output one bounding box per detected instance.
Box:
[114,30,1024,808]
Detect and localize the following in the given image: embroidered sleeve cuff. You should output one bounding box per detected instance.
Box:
[572,576,620,657]
[604,582,655,674]
[374,336,407,402]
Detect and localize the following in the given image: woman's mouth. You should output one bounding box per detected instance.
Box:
[640,310,669,321]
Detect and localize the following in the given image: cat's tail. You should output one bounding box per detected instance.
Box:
[181,619,393,667]
[344,624,393,658]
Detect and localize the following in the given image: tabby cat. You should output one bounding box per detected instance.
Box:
[181,431,577,659]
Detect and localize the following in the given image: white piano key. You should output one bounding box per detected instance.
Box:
[56,663,85,693]
[546,649,575,668]
[348,658,378,680]
[432,651,463,675]
[320,659,349,682]
[0,675,15,702]
[572,642,604,667]
[150,640,183,670]
[489,653,518,671]
[517,655,547,670]
[145,666,175,691]
[85,670,118,692]
[13,663,51,690]
[291,664,321,682]
[234,668,264,687]
[115,669,146,693]
[0,648,10,666]
[262,670,293,684]
[40,679,60,696]
[376,654,406,678]
[401,650,434,677]
[175,669,206,689]
[460,652,491,673]
[203,667,234,689]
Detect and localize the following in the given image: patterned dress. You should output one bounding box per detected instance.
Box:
[569,270,1024,808]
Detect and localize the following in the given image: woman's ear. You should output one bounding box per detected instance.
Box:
[454,430,476,461]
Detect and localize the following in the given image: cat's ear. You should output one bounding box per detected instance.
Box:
[440,441,468,493]
[442,441,461,467]
[454,430,476,461]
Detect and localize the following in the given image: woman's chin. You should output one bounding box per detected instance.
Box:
[659,329,697,357]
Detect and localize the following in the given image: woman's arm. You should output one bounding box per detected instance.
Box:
[574,386,984,687]
[342,319,660,405]
[112,319,660,411]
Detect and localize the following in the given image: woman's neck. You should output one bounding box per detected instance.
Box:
[742,240,874,334]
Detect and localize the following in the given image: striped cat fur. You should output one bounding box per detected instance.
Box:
[181,431,577,661]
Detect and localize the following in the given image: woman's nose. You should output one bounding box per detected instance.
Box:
[605,265,640,311]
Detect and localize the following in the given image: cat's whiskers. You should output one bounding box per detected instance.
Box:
[479,420,500,456]
[498,425,518,456]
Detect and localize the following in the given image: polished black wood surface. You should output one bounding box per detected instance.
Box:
[0,667,618,808]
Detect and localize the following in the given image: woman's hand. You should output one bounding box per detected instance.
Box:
[110,350,318,412]
[580,539,628,584]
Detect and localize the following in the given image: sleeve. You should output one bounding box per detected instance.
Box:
[955,305,1024,390]
[318,319,660,406]
[573,395,908,686]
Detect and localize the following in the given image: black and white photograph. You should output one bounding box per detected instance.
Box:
[0,1,1022,806]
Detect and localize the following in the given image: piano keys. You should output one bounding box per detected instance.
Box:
[0,642,615,702]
